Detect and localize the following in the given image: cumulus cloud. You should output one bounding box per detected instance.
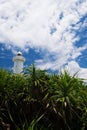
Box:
[0,0,87,78]
[64,61,87,80]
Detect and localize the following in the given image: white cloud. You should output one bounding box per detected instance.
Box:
[0,0,87,78]
[64,61,87,80]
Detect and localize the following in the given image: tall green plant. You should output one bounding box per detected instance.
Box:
[48,70,85,129]
[0,68,87,130]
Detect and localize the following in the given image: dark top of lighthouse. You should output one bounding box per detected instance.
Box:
[13,51,25,62]
[17,51,22,56]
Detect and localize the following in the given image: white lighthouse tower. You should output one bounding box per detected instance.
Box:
[13,52,25,74]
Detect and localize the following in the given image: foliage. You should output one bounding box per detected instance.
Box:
[0,66,87,130]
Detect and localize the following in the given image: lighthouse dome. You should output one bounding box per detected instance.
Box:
[17,51,22,56]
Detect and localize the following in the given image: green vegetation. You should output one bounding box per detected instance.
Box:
[0,65,87,130]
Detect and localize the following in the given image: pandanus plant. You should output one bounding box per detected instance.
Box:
[0,67,87,130]
[48,70,86,129]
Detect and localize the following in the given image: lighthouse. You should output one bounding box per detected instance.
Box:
[13,52,25,74]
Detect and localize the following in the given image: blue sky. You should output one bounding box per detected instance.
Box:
[0,0,87,79]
